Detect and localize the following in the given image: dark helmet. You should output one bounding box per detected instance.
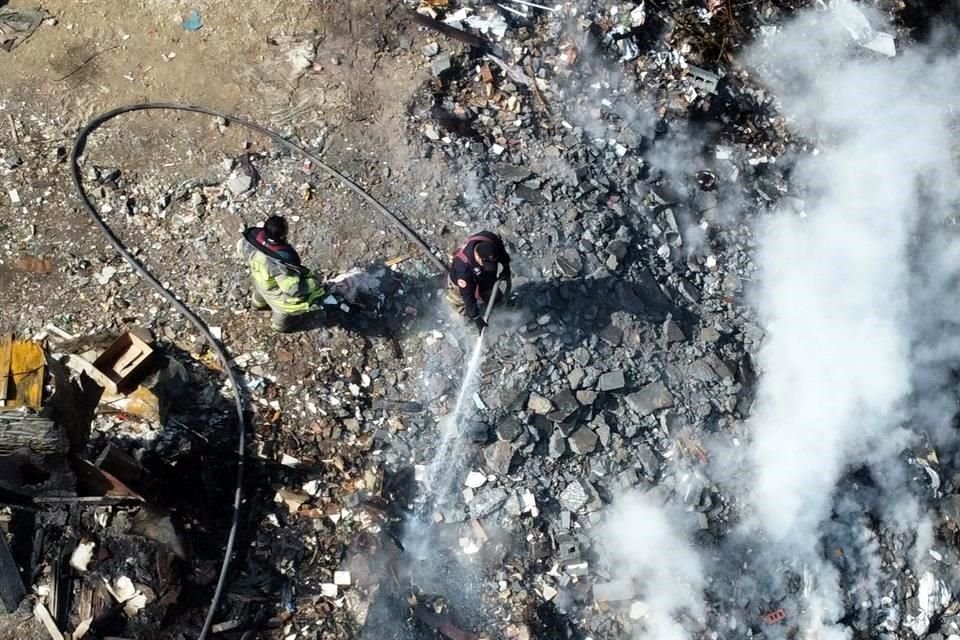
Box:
[264,215,288,242]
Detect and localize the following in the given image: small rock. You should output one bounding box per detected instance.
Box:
[465,471,487,489]
[569,428,598,455]
[548,430,566,459]
[636,445,660,477]
[576,389,598,405]
[496,417,523,442]
[470,488,508,517]
[558,479,601,512]
[701,326,720,343]
[568,367,586,389]
[493,164,532,182]
[422,42,439,57]
[547,389,579,422]
[464,420,489,443]
[484,440,515,475]
[598,370,626,392]
[607,240,628,260]
[626,381,674,416]
[595,421,611,446]
[431,53,451,77]
[556,249,582,278]
[598,325,623,347]
[664,319,686,343]
[226,175,254,196]
[528,393,553,415]
[4,155,23,170]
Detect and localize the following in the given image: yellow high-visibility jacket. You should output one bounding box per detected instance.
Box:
[238,227,324,314]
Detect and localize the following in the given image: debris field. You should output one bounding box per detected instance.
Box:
[2,1,960,640]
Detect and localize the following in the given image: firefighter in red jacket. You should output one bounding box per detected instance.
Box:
[446,231,512,331]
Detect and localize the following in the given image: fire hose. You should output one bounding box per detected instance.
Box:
[69,103,448,639]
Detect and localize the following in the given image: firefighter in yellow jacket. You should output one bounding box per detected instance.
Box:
[237,216,325,332]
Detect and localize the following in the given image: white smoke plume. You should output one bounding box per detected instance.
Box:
[595,4,960,638]
[599,491,705,640]
[745,5,959,545]
[740,3,960,634]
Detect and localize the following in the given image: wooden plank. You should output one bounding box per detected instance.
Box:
[0,334,11,403]
[33,601,65,640]
[10,340,44,409]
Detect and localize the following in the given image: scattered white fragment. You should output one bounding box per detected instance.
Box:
[124,592,148,617]
[8,189,20,205]
[321,583,338,597]
[209,326,222,340]
[70,541,96,572]
[303,480,322,496]
[472,392,487,411]
[95,266,117,285]
[334,571,352,586]
[490,143,505,155]
[465,471,487,489]
[629,601,650,620]
[541,585,558,601]
[280,454,301,467]
[113,576,137,602]
[521,489,538,515]
[460,537,481,554]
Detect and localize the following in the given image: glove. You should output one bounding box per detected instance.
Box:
[473,316,488,333]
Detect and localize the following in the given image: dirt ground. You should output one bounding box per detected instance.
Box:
[0,0,463,335]
[0,1,463,637]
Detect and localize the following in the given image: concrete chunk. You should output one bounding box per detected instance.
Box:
[598,370,625,391]
[626,382,674,416]
[528,392,553,415]
[568,427,598,455]
[593,579,635,603]
[226,174,253,196]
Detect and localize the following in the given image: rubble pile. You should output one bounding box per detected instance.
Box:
[2,0,960,639]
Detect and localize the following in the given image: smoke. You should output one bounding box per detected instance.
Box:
[599,491,705,640]
[592,4,960,638]
[745,6,960,543]
[738,4,960,634]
